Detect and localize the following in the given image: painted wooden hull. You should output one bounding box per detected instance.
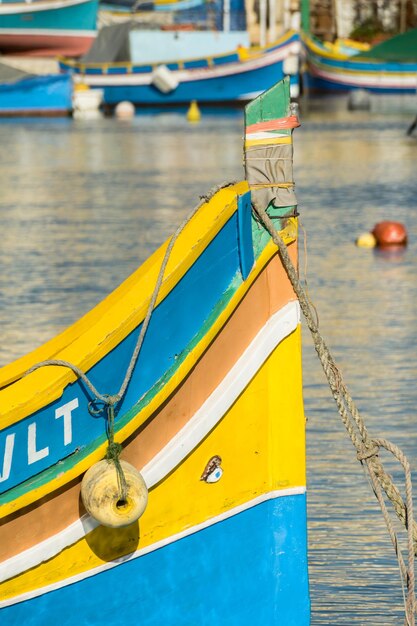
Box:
[0,79,310,624]
[0,73,72,116]
[59,31,300,105]
[0,0,98,57]
[303,33,417,94]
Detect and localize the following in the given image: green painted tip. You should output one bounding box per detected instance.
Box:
[245,77,291,127]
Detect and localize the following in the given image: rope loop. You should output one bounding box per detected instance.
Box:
[88,399,107,417]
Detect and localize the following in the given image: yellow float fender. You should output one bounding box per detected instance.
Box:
[355,232,376,248]
[81,459,148,528]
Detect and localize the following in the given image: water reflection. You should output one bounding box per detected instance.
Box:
[373,245,408,261]
[0,101,416,624]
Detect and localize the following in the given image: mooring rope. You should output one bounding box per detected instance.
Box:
[24,182,235,500]
[252,200,416,626]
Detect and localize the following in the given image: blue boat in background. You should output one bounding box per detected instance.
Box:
[0,65,72,116]
[0,0,98,57]
[59,30,300,107]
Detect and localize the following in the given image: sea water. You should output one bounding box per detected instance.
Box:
[0,100,416,624]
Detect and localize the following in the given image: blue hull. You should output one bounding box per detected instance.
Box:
[0,74,72,116]
[2,494,310,625]
[101,64,298,106]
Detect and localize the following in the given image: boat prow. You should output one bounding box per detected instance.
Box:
[0,77,310,625]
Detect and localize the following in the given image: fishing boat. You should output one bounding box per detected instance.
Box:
[58,30,300,106]
[0,63,72,116]
[303,29,417,94]
[0,77,310,624]
[0,0,98,57]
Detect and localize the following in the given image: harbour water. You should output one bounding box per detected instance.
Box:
[0,99,416,624]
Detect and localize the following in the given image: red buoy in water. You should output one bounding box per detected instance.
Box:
[371,221,407,247]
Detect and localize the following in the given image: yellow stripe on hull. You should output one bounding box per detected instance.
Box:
[245,136,292,148]
[1,325,305,601]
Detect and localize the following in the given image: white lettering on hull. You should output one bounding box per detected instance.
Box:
[28,423,49,465]
[0,434,15,483]
[0,397,80,484]
[55,398,78,446]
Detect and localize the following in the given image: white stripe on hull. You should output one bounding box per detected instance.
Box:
[246,131,288,140]
[0,301,301,586]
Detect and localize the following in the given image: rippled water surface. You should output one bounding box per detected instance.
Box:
[1,99,416,624]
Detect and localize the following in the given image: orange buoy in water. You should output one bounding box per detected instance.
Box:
[372,221,407,247]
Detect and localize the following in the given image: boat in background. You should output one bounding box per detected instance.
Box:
[0,0,98,57]
[0,77,310,624]
[59,29,300,107]
[0,63,72,116]
[303,29,417,94]
[80,20,251,66]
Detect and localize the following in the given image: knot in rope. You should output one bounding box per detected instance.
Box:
[105,394,121,407]
[106,441,123,461]
[357,442,380,462]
